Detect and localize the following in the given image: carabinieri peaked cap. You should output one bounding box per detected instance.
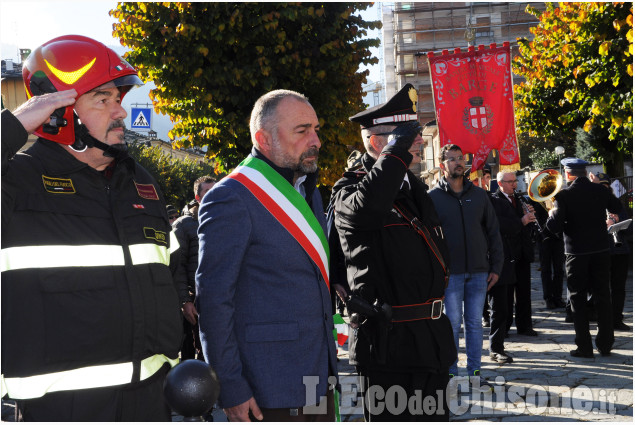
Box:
[350,83,419,129]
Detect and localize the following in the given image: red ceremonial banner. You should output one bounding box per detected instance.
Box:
[428,42,520,173]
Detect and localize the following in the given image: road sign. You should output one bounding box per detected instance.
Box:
[131,107,152,129]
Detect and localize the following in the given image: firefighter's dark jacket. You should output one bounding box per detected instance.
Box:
[1,110,182,391]
[331,144,457,372]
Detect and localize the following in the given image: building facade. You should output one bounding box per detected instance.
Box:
[381,2,546,184]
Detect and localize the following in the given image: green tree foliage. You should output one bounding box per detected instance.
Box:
[111,2,380,187]
[517,130,575,170]
[513,2,633,176]
[574,128,601,163]
[528,147,560,171]
[127,142,216,211]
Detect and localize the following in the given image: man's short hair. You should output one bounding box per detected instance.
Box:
[567,168,586,177]
[438,144,462,163]
[360,124,394,154]
[249,89,310,148]
[496,171,516,182]
[194,176,216,198]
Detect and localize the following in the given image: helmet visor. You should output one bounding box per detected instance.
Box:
[111,74,143,95]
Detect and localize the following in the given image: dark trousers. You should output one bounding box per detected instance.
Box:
[610,253,631,324]
[539,237,565,301]
[18,363,171,421]
[566,252,614,353]
[488,283,509,353]
[507,259,534,332]
[252,390,335,421]
[358,368,449,421]
[181,319,202,360]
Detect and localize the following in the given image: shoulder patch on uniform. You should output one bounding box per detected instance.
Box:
[42,175,76,194]
[144,227,167,244]
[135,182,159,200]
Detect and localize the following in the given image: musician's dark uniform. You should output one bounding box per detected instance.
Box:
[332,84,456,421]
[532,198,565,307]
[489,190,522,353]
[544,162,622,356]
[494,190,536,334]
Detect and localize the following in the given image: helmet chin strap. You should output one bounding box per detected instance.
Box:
[71,112,128,161]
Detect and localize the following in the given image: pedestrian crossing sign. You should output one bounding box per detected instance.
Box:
[131,107,152,129]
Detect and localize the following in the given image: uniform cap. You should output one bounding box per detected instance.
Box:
[561,157,588,170]
[166,205,178,217]
[350,83,418,129]
[595,172,610,184]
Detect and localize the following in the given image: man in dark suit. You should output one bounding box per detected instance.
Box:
[494,171,539,336]
[544,158,623,358]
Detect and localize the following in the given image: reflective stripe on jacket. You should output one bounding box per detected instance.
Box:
[1,129,183,400]
[1,354,179,400]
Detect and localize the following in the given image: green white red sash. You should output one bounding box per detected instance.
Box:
[227,156,330,290]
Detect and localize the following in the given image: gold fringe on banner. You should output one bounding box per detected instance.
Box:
[469,169,482,181]
[499,163,521,172]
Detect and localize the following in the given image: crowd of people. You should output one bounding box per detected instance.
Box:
[1,34,631,422]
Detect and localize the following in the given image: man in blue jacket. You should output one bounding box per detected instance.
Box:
[196,89,337,421]
[429,144,504,387]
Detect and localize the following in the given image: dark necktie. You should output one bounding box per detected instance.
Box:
[510,195,517,209]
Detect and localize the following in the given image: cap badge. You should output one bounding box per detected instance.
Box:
[408,87,418,113]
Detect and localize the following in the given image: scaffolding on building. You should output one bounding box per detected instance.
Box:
[382,2,546,183]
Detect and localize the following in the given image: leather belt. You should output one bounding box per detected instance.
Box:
[391,298,444,322]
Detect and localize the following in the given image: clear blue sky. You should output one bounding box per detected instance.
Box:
[1,1,381,140]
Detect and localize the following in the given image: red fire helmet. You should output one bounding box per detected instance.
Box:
[22,34,142,145]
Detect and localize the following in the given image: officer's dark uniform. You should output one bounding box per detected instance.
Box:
[332,85,455,421]
[544,159,622,357]
[172,204,204,360]
[1,110,183,420]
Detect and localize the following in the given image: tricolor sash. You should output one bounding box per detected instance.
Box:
[227,156,330,291]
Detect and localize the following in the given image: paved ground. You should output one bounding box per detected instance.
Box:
[335,262,633,422]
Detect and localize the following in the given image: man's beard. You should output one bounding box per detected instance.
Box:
[106,119,126,142]
[296,146,319,174]
[449,166,464,179]
[271,133,319,175]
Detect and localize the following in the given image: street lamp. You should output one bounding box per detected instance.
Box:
[555,146,565,174]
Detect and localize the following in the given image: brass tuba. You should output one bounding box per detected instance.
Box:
[528,169,563,211]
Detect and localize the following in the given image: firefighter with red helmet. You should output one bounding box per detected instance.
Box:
[1,35,183,421]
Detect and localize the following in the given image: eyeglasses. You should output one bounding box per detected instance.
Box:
[444,156,465,163]
[169,215,179,220]
[501,180,518,184]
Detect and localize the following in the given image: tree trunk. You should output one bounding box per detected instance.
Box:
[606,149,625,178]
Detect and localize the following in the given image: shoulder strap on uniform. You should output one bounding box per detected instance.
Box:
[393,200,449,288]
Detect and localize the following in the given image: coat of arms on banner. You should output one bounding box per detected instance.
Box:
[462,96,493,134]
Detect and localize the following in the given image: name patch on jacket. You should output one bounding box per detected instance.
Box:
[42,175,76,194]
[144,227,167,244]
[135,182,159,200]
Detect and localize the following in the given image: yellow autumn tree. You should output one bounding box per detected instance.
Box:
[514,2,632,175]
[111,2,380,188]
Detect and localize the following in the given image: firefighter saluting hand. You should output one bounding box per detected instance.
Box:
[1,35,183,421]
